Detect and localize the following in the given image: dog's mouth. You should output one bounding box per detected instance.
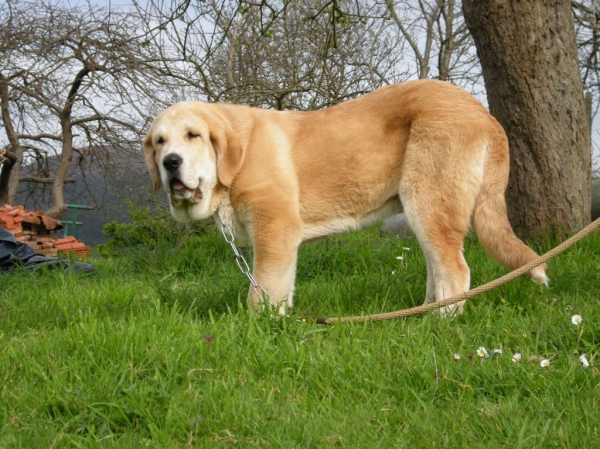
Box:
[169,177,202,202]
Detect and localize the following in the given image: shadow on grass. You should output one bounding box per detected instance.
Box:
[151,276,239,318]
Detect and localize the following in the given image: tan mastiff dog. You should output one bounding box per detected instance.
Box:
[144,80,548,315]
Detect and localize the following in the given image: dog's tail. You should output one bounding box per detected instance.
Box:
[472,133,549,286]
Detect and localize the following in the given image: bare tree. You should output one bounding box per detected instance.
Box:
[139,0,410,110]
[384,0,481,94]
[572,0,600,177]
[0,0,171,217]
[573,1,600,109]
[217,2,411,109]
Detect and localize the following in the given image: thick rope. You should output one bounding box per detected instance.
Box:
[316,217,600,324]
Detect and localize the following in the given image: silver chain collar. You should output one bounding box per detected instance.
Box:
[216,209,273,310]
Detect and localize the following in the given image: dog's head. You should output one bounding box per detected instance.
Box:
[144,102,244,222]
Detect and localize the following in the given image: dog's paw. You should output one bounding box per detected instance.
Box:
[530,266,549,287]
[438,300,465,316]
[277,302,290,317]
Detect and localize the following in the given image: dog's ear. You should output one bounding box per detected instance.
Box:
[210,121,245,187]
[143,131,163,191]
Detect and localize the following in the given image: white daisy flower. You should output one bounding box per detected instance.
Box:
[396,256,404,260]
[403,247,411,251]
[540,359,551,368]
[493,349,503,356]
[453,354,461,360]
[476,347,489,358]
[512,353,522,363]
[571,315,583,326]
[579,354,590,368]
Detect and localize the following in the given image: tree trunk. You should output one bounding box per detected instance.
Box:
[0,149,17,205]
[0,75,24,206]
[45,67,91,219]
[45,115,72,218]
[462,0,591,238]
[46,131,71,218]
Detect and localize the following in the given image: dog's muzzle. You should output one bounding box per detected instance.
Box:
[162,154,202,203]
[168,177,203,203]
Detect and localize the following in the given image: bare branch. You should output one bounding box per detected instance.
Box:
[20,176,76,184]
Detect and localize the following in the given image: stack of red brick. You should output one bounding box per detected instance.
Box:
[0,205,91,258]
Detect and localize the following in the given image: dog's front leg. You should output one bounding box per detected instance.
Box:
[249,216,302,316]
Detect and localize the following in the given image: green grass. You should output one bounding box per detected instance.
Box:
[1,226,599,448]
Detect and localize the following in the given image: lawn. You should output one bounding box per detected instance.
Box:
[1,224,599,448]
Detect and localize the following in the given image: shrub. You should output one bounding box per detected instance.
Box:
[98,201,210,253]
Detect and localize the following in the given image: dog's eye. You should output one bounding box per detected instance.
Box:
[187,132,200,139]
[156,137,164,145]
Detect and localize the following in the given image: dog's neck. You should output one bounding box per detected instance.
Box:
[213,190,252,246]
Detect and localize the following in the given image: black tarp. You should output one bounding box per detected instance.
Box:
[0,228,93,273]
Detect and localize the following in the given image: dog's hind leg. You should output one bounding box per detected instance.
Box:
[404,207,471,314]
[403,203,471,314]
[399,170,475,315]
[422,256,436,306]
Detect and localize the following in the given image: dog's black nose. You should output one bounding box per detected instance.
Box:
[163,153,182,171]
